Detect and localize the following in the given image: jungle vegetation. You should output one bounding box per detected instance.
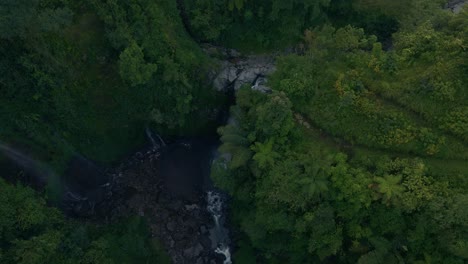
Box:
[0,0,466,263]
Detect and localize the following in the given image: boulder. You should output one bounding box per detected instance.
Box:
[166,221,176,232]
[212,54,276,92]
[183,243,204,258]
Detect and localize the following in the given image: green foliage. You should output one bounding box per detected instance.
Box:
[90,0,220,131]
[255,92,295,140]
[118,41,157,86]
[0,178,169,264]
[0,0,72,40]
[251,139,280,169]
[0,0,223,167]
[213,8,467,262]
[182,0,446,51]
[374,175,405,205]
[183,0,331,51]
[1,0,467,263]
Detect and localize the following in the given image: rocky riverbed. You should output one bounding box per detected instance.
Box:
[0,45,277,263]
[447,0,467,13]
[105,138,230,264]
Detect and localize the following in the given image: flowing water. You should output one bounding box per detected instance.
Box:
[0,143,49,186]
[207,191,232,264]
[1,120,234,263]
[145,127,166,149]
[0,142,112,216]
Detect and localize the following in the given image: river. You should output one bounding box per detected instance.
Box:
[0,44,275,263]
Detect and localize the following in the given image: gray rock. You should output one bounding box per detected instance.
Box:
[200,225,207,234]
[227,49,241,58]
[185,204,199,211]
[166,221,176,232]
[227,67,238,83]
[168,200,183,211]
[446,0,467,13]
[183,243,204,258]
[173,230,186,241]
[212,55,276,92]
[252,85,272,93]
[200,235,212,249]
[169,237,175,248]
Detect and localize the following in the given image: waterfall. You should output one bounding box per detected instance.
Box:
[156,134,166,147]
[207,191,232,264]
[65,190,88,202]
[0,143,49,184]
[251,78,260,90]
[250,75,271,93]
[215,245,232,263]
[145,127,158,148]
[145,127,166,148]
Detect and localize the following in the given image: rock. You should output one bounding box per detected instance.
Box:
[227,67,238,83]
[168,200,183,211]
[166,221,176,232]
[446,0,467,13]
[169,237,175,248]
[138,208,144,216]
[212,55,276,92]
[227,49,241,58]
[109,123,234,263]
[185,204,199,211]
[173,231,185,241]
[234,70,257,90]
[200,235,212,249]
[183,243,204,258]
[252,84,272,93]
[158,209,169,220]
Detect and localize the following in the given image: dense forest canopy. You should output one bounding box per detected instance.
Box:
[0,0,467,263]
[0,178,170,263]
[213,4,468,263]
[0,0,220,167]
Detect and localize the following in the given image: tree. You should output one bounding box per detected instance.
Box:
[255,92,295,140]
[299,168,329,200]
[357,237,398,264]
[303,205,343,260]
[183,0,330,50]
[374,175,405,205]
[0,0,72,40]
[118,42,157,86]
[12,231,62,264]
[0,179,169,264]
[218,123,253,169]
[251,139,280,169]
[228,0,246,11]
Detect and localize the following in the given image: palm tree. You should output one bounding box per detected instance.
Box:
[251,139,280,169]
[375,175,405,205]
[218,124,252,169]
[300,166,329,199]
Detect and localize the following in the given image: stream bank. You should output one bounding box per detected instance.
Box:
[103,50,277,263]
[0,42,277,264]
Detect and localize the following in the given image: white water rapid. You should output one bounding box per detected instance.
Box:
[207,191,232,264]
